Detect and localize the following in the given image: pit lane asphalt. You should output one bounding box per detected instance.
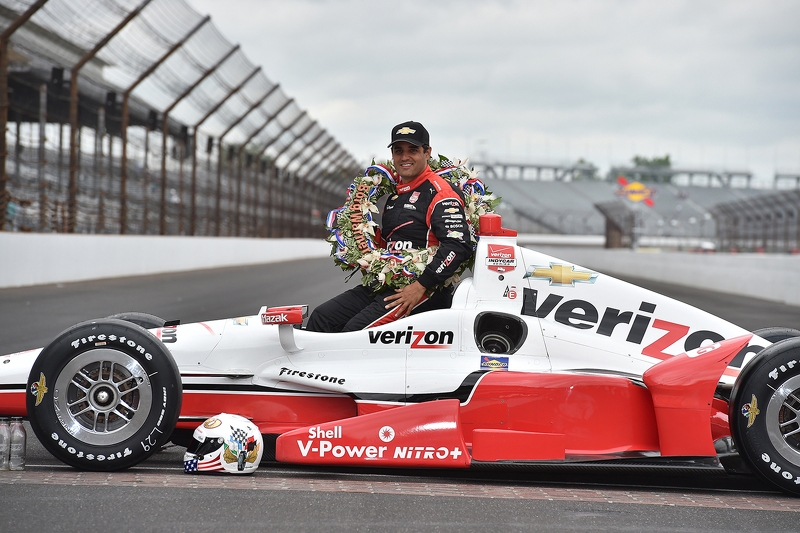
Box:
[2,256,800,532]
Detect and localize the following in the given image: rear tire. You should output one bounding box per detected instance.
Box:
[26,319,182,471]
[730,337,800,495]
[753,327,800,344]
[106,312,167,330]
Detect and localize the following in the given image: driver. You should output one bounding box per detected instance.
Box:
[306,121,473,332]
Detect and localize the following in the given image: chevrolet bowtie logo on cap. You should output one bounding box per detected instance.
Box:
[388,120,429,147]
[524,263,598,287]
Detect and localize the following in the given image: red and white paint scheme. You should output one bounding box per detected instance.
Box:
[3,214,799,496]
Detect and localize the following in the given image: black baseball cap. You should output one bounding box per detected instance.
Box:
[388,121,430,148]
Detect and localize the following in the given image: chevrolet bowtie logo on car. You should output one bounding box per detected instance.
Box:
[524,263,598,286]
[396,127,416,134]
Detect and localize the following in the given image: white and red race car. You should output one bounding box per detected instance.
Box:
[2,214,799,495]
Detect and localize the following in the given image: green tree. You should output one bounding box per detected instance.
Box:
[626,154,671,182]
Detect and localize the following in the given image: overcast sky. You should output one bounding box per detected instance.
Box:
[188,0,799,185]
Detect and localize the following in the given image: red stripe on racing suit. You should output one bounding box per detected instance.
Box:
[381,166,473,289]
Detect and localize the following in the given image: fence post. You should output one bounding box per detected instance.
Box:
[67,0,153,233]
[0,0,49,231]
[37,83,47,230]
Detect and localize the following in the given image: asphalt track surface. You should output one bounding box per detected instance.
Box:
[2,256,800,532]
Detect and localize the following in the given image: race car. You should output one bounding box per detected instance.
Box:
[1,213,799,495]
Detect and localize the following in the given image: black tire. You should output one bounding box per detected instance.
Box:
[753,327,800,344]
[730,337,800,495]
[106,312,167,330]
[26,319,182,471]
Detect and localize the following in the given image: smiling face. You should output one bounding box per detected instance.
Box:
[391,142,432,183]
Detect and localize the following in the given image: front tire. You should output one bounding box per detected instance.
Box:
[26,319,182,471]
[730,337,800,495]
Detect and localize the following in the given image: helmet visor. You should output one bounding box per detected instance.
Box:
[186,436,224,458]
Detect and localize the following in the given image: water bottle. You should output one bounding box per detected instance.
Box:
[0,417,9,471]
[9,417,26,471]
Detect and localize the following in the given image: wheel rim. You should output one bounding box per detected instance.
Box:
[766,374,800,466]
[53,348,153,446]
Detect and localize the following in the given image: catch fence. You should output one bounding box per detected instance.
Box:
[0,0,357,237]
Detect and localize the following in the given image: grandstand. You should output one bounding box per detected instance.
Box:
[482,172,791,252]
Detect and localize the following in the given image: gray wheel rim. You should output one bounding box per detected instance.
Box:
[53,348,153,446]
[766,374,800,466]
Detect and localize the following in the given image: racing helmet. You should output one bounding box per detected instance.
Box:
[183,413,263,474]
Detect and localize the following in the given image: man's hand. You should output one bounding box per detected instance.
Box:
[384,281,427,318]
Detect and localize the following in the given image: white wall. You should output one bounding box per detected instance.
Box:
[1,233,798,307]
[533,245,800,307]
[0,233,331,288]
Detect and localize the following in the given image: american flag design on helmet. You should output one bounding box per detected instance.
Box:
[183,451,224,472]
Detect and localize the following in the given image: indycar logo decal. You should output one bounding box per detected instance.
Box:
[409,191,420,204]
[368,327,454,348]
[742,395,760,428]
[486,244,516,272]
[480,356,509,370]
[30,372,48,406]
[524,263,598,286]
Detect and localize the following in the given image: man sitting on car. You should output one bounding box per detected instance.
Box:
[306,121,473,333]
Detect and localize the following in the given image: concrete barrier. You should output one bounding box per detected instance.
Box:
[1,233,798,307]
[533,245,800,307]
[0,233,331,288]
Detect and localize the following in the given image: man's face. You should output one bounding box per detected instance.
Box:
[391,142,431,183]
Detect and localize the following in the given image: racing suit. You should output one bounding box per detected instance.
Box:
[307,166,473,332]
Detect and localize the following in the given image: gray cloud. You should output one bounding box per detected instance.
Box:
[189,0,800,182]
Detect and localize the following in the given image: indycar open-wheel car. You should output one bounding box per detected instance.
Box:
[2,213,800,495]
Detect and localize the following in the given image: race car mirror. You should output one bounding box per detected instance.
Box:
[260,305,308,353]
[260,305,308,325]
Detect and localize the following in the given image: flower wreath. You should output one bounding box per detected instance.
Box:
[324,155,500,291]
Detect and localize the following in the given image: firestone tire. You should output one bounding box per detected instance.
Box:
[26,319,182,471]
[730,337,800,496]
[752,327,800,344]
[105,312,167,330]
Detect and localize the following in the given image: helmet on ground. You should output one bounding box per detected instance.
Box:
[183,413,263,474]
